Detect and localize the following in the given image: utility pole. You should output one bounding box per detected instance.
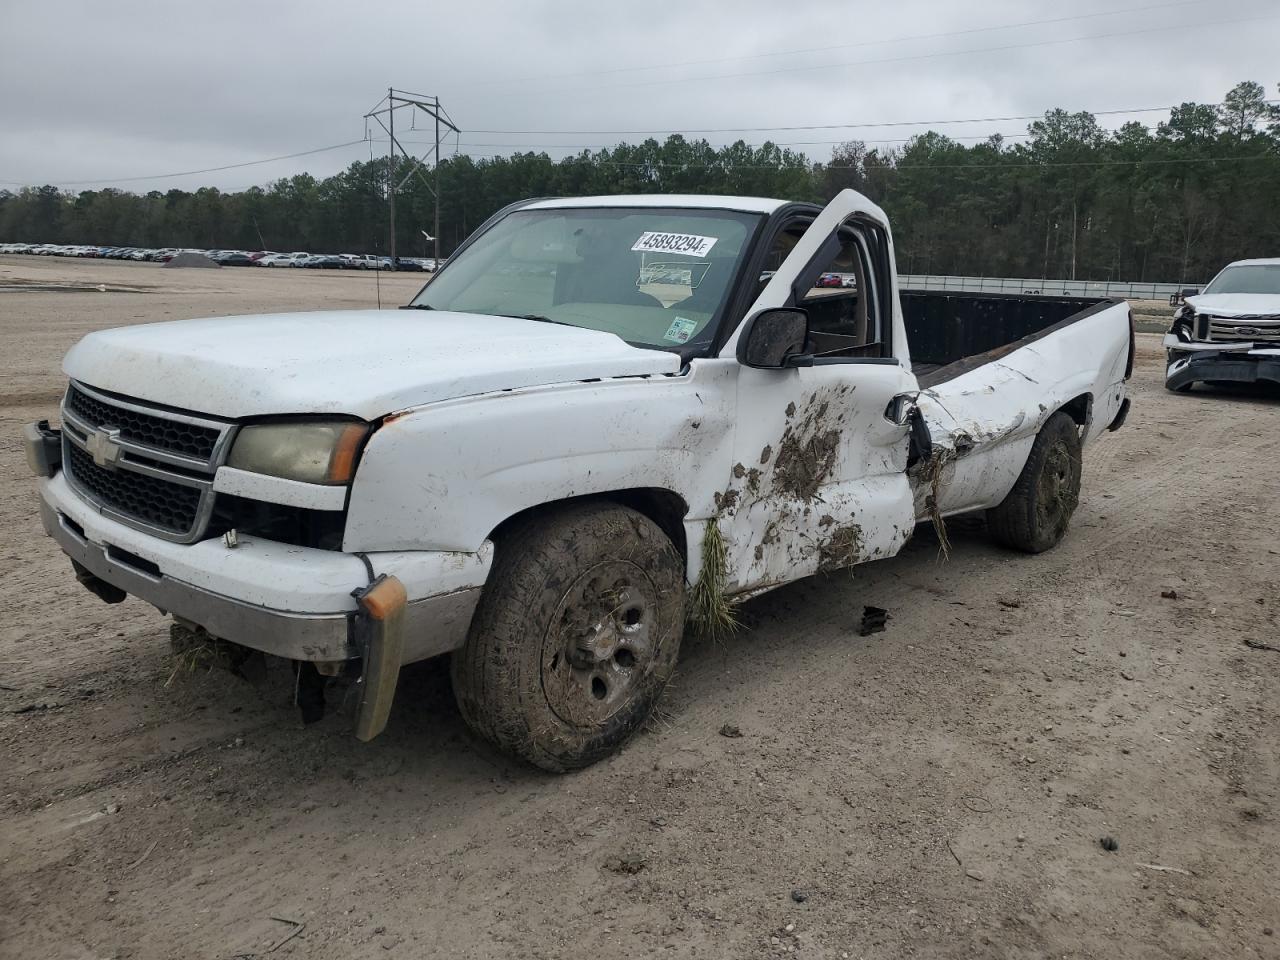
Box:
[434,108,441,268]
[387,87,396,265]
[363,88,459,270]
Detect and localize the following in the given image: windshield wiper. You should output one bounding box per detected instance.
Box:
[502,313,570,326]
[399,303,434,310]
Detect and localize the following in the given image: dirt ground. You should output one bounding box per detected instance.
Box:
[1,256,1277,960]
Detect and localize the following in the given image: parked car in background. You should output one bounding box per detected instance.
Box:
[301,254,345,269]
[1164,258,1280,391]
[258,252,309,267]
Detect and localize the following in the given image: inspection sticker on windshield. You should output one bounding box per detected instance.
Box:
[632,231,717,258]
[663,316,698,343]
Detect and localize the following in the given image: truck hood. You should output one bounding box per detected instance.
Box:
[1186,293,1280,319]
[63,310,682,419]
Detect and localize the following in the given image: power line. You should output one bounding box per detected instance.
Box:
[0,139,368,188]
[467,101,1261,137]
[495,14,1278,94]
[441,130,1127,150]
[471,0,1213,88]
[441,152,1277,172]
[8,100,1273,189]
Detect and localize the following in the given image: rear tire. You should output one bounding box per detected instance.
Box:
[451,502,685,772]
[986,411,1082,554]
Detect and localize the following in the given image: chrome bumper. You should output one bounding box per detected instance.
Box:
[1162,334,1257,355]
[41,498,485,664]
[41,499,356,660]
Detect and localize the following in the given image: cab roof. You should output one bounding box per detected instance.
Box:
[521,195,790,214]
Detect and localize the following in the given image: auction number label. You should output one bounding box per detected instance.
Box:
[632,232,718,258]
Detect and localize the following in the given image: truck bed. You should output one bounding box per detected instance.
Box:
[902,291,1116,387]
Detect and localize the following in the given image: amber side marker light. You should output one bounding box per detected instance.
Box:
[328,422,371,484]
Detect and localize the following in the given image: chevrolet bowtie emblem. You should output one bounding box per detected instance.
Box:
[85,426,124,469]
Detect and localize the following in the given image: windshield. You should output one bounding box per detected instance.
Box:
[410,207,761,349]
[1204,264,1280,296]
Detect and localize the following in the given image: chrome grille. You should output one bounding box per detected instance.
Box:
[1207,317,1280,344]
[66,444,202,534]
[61,381,234,543]
[66,383,220,460]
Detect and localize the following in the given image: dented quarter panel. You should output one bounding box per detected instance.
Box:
[914,300,1131,518]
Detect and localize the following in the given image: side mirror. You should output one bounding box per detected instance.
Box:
[737,308,810,369]
[1181,288,1199,297]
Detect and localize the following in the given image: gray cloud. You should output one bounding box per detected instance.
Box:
[1,0,1276,191]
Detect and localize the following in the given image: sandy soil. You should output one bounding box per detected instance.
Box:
[1,256,1276,960]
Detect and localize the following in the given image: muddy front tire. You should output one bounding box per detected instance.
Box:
[986,411,1082,554]
[451,503,686,772]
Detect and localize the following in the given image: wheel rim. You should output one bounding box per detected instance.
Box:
[1036,439,1076,536]
[541,561,659,728]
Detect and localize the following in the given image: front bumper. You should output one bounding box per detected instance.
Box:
[1163,336,1280,390]
[32,439,491,665]
[42,497,355,659]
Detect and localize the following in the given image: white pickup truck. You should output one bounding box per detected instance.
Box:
[1164,258,1280,391]
[26,190,1134,770]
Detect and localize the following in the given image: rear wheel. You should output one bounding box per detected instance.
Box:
[451,503,685,772]
[986,411,1082,553]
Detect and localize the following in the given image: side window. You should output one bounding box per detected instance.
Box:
[800,234,868,344]
[797,223,885,358]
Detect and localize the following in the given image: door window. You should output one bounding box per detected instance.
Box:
[799,225,886,359]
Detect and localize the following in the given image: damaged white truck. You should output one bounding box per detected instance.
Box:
[1164,258,1280,391]
[25,190,1134,771]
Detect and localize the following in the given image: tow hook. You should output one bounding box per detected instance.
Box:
[351,574,408,742]
[24,420,62,478]
[71,559,126,604]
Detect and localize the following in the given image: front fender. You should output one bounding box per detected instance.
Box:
[342,362,738,554]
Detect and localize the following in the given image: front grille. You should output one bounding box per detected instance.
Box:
[67,384,220,460]
[1207,318,1280,344]
[61,381,231,543]
[66,443,201,535]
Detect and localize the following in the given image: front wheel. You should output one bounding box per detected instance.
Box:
[986,411,1083,553]
[451,503,686,772]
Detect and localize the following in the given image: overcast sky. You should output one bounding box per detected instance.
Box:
[1,0,1276,192]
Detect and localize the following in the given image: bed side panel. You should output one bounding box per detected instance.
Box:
[913,300,1130,518]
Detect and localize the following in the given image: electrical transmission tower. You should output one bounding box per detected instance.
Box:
[364,88,459,269]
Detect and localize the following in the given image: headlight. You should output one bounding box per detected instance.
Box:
[227,420,370,485]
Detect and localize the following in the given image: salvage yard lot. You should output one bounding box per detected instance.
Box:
[1,256,1277,959]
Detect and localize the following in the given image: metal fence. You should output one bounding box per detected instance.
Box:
[897,274,1196,301]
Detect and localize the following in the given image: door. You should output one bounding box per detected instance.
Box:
[715,190,919,593]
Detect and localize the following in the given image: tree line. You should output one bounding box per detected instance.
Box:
[2,81,1276,284]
